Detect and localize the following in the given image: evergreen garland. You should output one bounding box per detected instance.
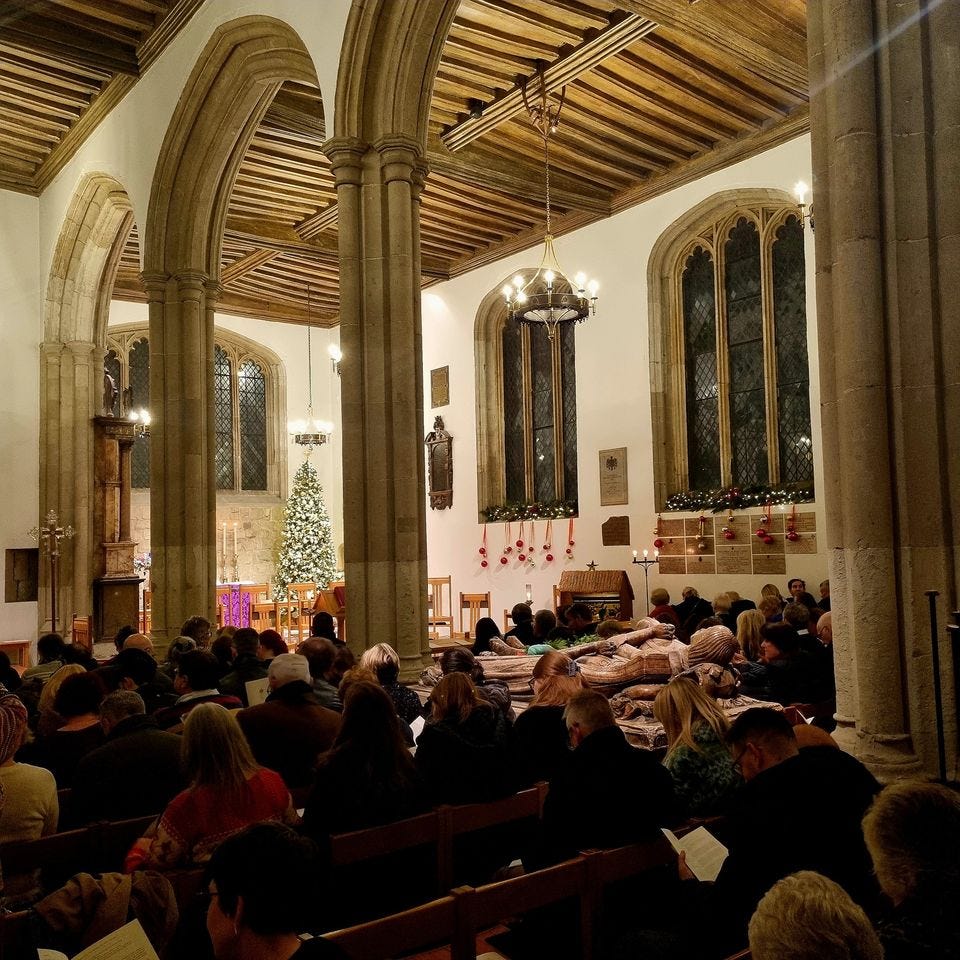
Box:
[274,460,338,599]
[482,499,578,523]
[664,483,815,514]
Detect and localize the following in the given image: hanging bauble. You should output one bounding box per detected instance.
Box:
[499,556,508,565]
[653,538,664,549]
[786,530,800,542]
[516,539,524,549]
[478,546,486,556]
[545,553,554,562]
[518,553,526,562]
[480,560,488,568]
[565,547,573,556]
[756,528,767,538]
[504,545,512,554]
[697,540,706,551]
[763,535,774,545]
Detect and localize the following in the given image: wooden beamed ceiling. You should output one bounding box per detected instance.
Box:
[3,0,808,327]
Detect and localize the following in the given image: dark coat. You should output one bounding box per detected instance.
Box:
[153,692,243,730]
[218,655,270,706]
[69,714,185,825]
[504,620,535,646]
[237,681,340,789]
[507,704,569,789]
[415,704,511,805]
[534,724,677,867]
[672,596,714,641]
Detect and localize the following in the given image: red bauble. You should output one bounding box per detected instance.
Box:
[480,560,488,568]
[763,535,774,545]
[545,553,554,562]
[568,539,575,546]
[516,539,524,548]
[518,553,526,562]
[786,530,799,542]
[543,544,551,551]
[499,556,508,565]
[756,528,767,538]
[504,545,512,554]
[478,547,486,556]
[724,530,735,540]
[653,538,664,549]
[565,547,573,555]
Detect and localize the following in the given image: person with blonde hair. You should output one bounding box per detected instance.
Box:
[653,676,739,816]
[735,608,766,662]
[862,780,960,958]
[748,871,882,960]
[359,642,421,724]
[127,702,296,870]
[35,662,85,737]
[415,672,509,805]
[712,592,736,631]
[508,651,583,787]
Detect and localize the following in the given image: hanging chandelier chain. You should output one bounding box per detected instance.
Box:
[306,284,314,413]
[544,134,551,235]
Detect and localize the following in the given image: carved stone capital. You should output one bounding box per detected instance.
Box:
[139,271,170,301]
[175,270,208,300]
[374,134,423,186]
[323,136,366,188]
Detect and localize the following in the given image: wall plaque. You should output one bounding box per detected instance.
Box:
[599,447,628,506]
[601,516,631,546]
[430,366,449,408]
[424,416,453,510]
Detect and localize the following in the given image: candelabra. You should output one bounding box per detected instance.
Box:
[232,553,240,584]
[631,548,660,615]
[30,509,75,633]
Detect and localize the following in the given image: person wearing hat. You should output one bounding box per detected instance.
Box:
[0,688,58,903]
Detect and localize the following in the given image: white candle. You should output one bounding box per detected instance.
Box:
[655,549,660,560]
[632,550,638,559]
[643,549,648,558]
[233,522,238,554]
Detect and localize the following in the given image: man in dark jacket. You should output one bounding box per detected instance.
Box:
[237,654,340,792]
[504,602,535,646]
[112,647,177,715]
[154,650,242,730]
[532,689,677,867]
[218,627,269,706]
[69,690,184,825]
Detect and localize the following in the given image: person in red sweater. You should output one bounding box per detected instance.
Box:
[649,587,681,629]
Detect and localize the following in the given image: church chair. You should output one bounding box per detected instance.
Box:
[427,576,453,642]
[458,592,490,639]
[502,608,511,633]
[0,640,31,669]
[71,615,91,655]
[245,583,275,630]
[278,582,316,644]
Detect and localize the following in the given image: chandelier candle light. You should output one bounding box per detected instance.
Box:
[502,68,599,341]
[289,287,333,454]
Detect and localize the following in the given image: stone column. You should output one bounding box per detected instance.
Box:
[808,0,959,777]
[326,135,430,679]
[142,271,217,651]
[38,340,99,631]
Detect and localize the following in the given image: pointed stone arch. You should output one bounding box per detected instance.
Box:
[41,172,136,629]
[142,16,321,646]
[325,1,460,676]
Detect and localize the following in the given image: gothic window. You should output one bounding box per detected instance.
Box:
[106,327,281,495]
[662,202,813,498]
[495,304,578,508]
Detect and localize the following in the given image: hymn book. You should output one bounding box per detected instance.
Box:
[662,826,729,882]
[41,920,160,960]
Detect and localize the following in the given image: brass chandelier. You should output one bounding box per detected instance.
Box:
[502,69,599,341]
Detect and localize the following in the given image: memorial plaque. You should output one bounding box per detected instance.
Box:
[658,556,686,575]
[687,554,716,574]
[430,366,449,408]
[716,544,752,575]
[753,553,787,575]
[601,515,631,546]
[657,537,685,556]
[660,518,684,538]
[752,534,785,555]
[785,532,817,555]
[793,511,817,533]
[684,517,705,537]
[750,513,784,533]
[599,448,628,506]
[685,536,714,556]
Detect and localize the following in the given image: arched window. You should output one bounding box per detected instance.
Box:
[649,193,813,505]
[476,279,578,517]
[106,326,284,496]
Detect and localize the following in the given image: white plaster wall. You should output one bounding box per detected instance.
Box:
[37,0,352,287]
[108,301,343,587]
[0,191,41,640]
[421,135,829,624]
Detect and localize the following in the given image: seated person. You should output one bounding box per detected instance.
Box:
[205,823,347,959]
[310,611,339,644]
[297,637,344,711]
[783,600,817,651]
[471,616,503,655]
[359,643,422,724]
[211,628,236,678]
[128,703,296,871]
[0,689,58,904]
[712,593,736,632]
[738,623,815,705]
[219,628,270,706]
[180,615,213,651]
[21,632,66,684]
[112,646,177,715]
[155,650,243,730]
[748,871,882,960]
[416,672,511,805]
[672,586,714,643]
[862,780,960,960]
[70,690,184,825]
[158,635,197,683]
[438,647,513,722]
[504,602,535,646]
[531,690,676,867]
[258,629,289,661]
[649,588,681,628]
[653,676,739,817]
[33,662,85,737]
[565,602,597,639]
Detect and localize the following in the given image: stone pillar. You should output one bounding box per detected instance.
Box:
[142,271,217,651]
[326,135,430,679]
[808,0,960,777]
[38,339,99,632]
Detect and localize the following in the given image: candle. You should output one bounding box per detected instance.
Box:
[222,522,227,555]
[632,550,638,559]
[233,522,238,554]
[655,549,660,560]
[643,549,648,558]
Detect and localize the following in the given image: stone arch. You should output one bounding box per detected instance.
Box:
[40,172,136,631]
[646,187,797,508]
[142,16,321,646]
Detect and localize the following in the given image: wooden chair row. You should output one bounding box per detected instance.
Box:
[326,835,677,960]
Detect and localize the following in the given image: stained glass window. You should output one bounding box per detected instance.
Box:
[725,218,768,487]
[214,346,235,490]
[238,360,267,491]
[772,216,813,484]
[682,246,721,490]
[129,338,150,489]
[499,315,577,504]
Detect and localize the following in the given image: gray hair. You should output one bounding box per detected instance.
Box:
[268,653,311,688]
[100,690,145,726]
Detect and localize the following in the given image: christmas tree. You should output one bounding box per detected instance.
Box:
[274,460,338,599]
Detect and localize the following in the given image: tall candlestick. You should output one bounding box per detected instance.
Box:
[233,522,238,555]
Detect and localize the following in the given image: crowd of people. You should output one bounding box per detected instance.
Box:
[0,584,955,960]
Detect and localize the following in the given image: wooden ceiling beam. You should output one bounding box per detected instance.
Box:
[221,249,279,286]
[468,0,592,42]
[441,12,657,152]
[614,0,806,93]
[449,17,556,60]
[0,12,140,76]
[426,141,612,215]
[297,204,339,241]
[53,0,157,36]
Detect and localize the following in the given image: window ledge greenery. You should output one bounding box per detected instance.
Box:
[482,500,578,523]
[664,484,814,514]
